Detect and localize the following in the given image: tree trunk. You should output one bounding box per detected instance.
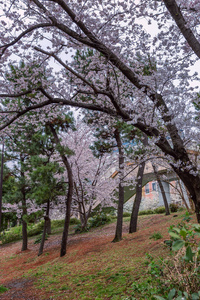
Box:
[152,164,170,215]
[46,218,51,235]
[21,155,28,251]
[186,187,195,213]
[171,166,200,223]
[38,200,50,256]
[49,125,73,257]
[129,161,145,233]
[21,216,27,251]
[38,216,49,256]
[0,142,4,232]
[60,176,73,257]
[79,205,92,231]
[177,180,190,212]
[112,129,124,243]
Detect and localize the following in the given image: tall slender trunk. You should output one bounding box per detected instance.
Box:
[21,154,28,251]
[129,161,145,233]
[152,164,170,215]
[60,167,73,257]
[49,125,73,257]
[38,199,50,256]
[112,129,124,243]
[129,134,148,233]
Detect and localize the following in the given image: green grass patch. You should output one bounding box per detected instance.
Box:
[149,232,163,240]
[0,285,9,293]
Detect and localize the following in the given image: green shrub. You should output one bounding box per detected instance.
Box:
[0,225,23,244]
[0,285,8,293]
[139,209,155,216]
[74,223,89,233]
[149,232,163,240]
[51,219,65,228]
[150,213,200,299]
[169,203,179,212]
[70,218,81,225]
[123,212,131,217]
[28,221,44,237]
[34,233,49,244]
[74,213,112,234]
[0,217,82,244]
[89,213,112,228]
[0,221,45,244]
[90,204,116,217]
[154,206,166,214]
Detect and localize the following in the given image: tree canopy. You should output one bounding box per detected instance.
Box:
[0,0,200,220]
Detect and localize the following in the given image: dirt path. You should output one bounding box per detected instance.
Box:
[0,214,177,299]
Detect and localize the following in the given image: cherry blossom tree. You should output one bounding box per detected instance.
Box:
[0,1,200,221]
[58,120,117,231]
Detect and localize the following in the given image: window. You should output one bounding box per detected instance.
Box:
[152,182,157,191]
[145,183,150,194]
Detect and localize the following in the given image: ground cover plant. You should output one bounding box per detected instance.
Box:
[0,285,8,294]
[1,211,197,300]
[0,218,80,244]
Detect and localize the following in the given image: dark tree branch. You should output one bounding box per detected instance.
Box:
[0,99,52,130]
[0,23,53,58]
[34,47,99,92]
[32,0,95,47]
[45,0,187,157]
[163,0,200,59]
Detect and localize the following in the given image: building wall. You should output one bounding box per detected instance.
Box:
[124,180,190,212]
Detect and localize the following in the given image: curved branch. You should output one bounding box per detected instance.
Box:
[46,0,187,156]
[0,90,33,98]
[32,0,95,47]
[39,87,121,117]
[0,99,52,130]
[0,23,53,58]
